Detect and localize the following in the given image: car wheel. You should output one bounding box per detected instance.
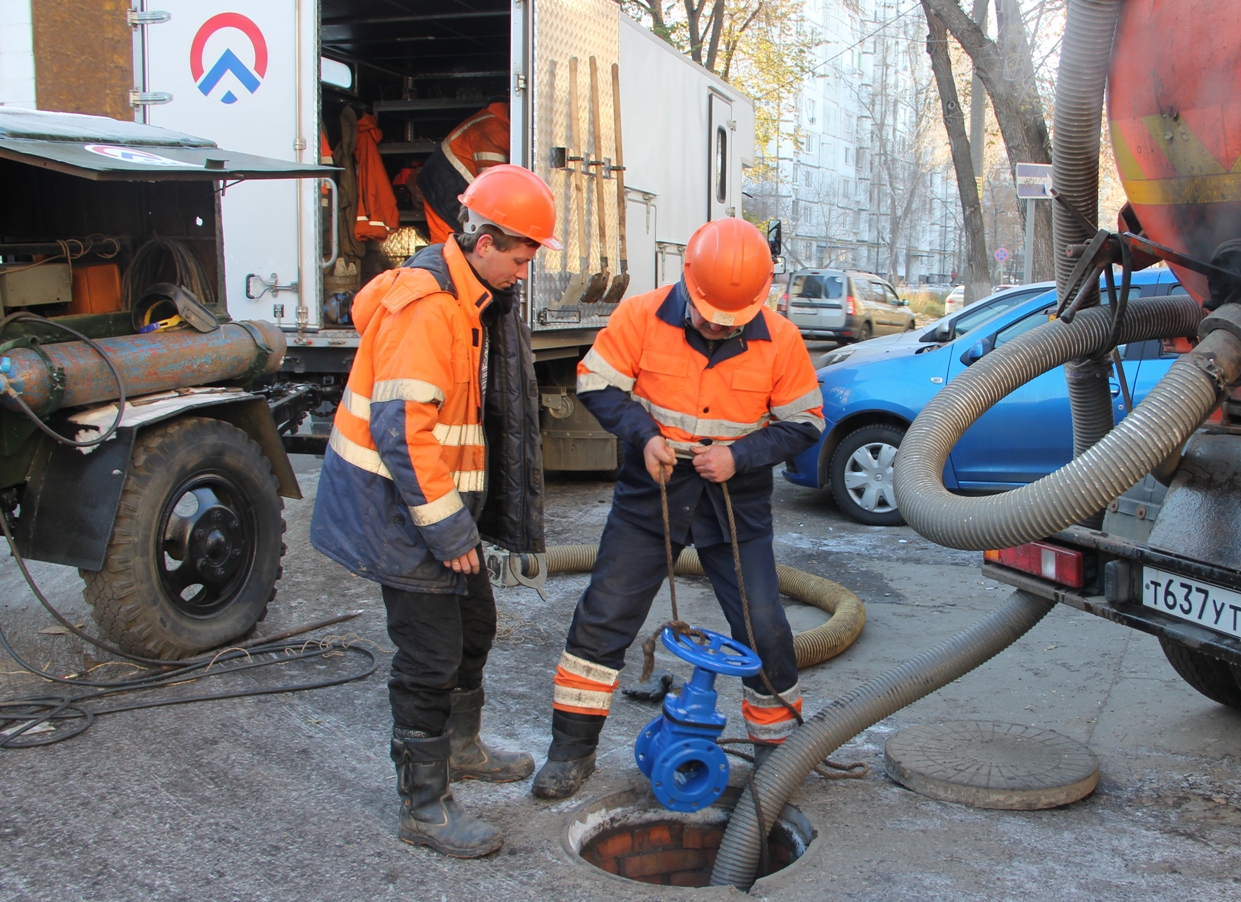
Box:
[904,319,916,332]
[829,424,906,526]
[856,322,872,343]
[1157,637,1241,710]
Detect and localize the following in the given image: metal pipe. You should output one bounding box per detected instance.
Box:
[0,320,285,415]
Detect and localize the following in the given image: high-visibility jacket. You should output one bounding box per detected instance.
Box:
[575,281,825,545]
[354,113,399,241]
[310,238,544,592]
[417,103,510,244]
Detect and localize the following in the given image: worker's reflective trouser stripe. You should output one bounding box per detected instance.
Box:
[552,651,619,716]
[741,683,803,743]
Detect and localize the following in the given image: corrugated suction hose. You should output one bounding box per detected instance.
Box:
[710,589,1056,889]
[894,295,1220,550]
[544,545,865,668]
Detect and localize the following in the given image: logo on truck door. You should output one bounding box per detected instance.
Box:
[190,13,268,105]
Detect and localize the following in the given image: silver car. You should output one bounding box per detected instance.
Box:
[778,269,915,343]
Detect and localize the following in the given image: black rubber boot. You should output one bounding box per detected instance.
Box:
[391,729,504,858]
[446,687,535,783]
[532,710,606,800]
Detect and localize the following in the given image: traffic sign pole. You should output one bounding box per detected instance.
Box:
[1024,198,1035,285]
[1015,163,1053,286]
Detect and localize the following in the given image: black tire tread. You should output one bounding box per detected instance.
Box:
[80,416,285,659]
[1158,637,1241,710]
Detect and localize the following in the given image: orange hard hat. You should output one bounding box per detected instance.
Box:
[458,164,562,251]
[683,218,773,327]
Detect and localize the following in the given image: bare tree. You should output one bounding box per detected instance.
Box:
[923,2,992,303]
[921,0,1056,280]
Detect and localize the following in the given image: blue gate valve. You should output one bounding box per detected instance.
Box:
[633,625,763,812]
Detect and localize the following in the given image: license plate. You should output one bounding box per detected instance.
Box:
[1141,567,1241,641]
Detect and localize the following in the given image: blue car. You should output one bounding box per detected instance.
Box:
[783,269,1187,525]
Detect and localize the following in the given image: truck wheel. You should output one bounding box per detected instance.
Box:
[1157,637,1241,710]
[81,417,285,660]
[829,424,906,526]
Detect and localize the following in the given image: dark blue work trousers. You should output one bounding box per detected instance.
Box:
[565,509,799,696]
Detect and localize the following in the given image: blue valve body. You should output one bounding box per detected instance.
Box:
[634,625,762,812]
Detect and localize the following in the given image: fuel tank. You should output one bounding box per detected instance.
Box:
[0,320,286,415]
[1108,0,1241,304]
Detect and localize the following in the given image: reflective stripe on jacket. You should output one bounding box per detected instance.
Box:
[574,281,825,544]
[417,103,510,233]
[311,238,541,593]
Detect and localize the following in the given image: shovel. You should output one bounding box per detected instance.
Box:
[557,58,588,306]
[564,57,609,306]
[582,55,613,308]
[600,61,630,306]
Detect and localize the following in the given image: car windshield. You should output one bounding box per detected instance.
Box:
[953,289,1050,337]
[791,274,843,299]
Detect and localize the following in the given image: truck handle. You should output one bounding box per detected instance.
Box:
[321,177,339,271]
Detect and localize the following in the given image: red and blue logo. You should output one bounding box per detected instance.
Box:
[190,13,268,105]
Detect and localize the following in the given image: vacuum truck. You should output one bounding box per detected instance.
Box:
[894,0,1241,710]
[0,107,331,660]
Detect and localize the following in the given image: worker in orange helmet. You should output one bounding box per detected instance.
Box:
[532,218,825,799]
[417,101,511,244]
[311,164,560,858]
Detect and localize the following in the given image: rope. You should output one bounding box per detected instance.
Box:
[638,468,705,682]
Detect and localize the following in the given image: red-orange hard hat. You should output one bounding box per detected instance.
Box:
[458,164,562,251]
[683,218,773,327]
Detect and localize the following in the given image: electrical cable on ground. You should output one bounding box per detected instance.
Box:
[0,512,378,750]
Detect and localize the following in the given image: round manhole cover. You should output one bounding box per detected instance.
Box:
[884,721,1098,810]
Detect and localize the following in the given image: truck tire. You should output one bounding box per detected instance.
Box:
[1157,637,1241,710]
[829,423,906,526]
[81,416,285,659]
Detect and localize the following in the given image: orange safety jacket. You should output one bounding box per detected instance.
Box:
[354,113,399,241]
[418,103,510,244]
[310,238,542,592]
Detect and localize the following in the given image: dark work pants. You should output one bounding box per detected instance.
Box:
[564,510,799,695]
[382,562,496,735]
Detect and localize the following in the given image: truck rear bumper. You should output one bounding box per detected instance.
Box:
[984,525,1241,669]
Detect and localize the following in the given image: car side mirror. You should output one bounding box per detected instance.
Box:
[930,322,952,342]
[899,298,910,306]
[767,219,782,259]
[961,338,992,366]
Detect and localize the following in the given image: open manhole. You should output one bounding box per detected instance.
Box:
[563,785,817,889]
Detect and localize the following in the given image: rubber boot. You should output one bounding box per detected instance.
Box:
[391,729,504,858]
[532,710,606,800]
[446,687,535,783]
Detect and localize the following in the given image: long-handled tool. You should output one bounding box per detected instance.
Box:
[557,59,588,306]
[600,61,630,305]
[563,58,608,306]
[582,56,612,306]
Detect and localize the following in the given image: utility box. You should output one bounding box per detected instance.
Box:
[0,263,72,309]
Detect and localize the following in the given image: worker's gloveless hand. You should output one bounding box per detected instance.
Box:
[644,434,676,484]
[691,443,736,482]
[443,547,481,574]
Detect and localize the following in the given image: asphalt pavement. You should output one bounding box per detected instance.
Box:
[1,453,1239,901]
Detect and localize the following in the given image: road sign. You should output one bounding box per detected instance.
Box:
[1016,162,1053,199]
[994,248,1009,263]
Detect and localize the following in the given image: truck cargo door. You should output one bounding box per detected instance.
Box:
[134,1,321,327]
[709,92,736,220]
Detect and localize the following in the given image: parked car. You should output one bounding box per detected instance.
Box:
[778,269,915,342]
[783,268,1187,525]
[814,283,1056,370]
[944,285,966,314]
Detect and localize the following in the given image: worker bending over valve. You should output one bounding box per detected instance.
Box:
[310,165,559,858]
[533,218,826,799]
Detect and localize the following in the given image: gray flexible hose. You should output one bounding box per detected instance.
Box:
[709,589,1056,889]
[1052,0,1124,516]
[893,296,1217,550]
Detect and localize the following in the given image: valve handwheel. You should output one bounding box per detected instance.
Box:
[661,625,763,676]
